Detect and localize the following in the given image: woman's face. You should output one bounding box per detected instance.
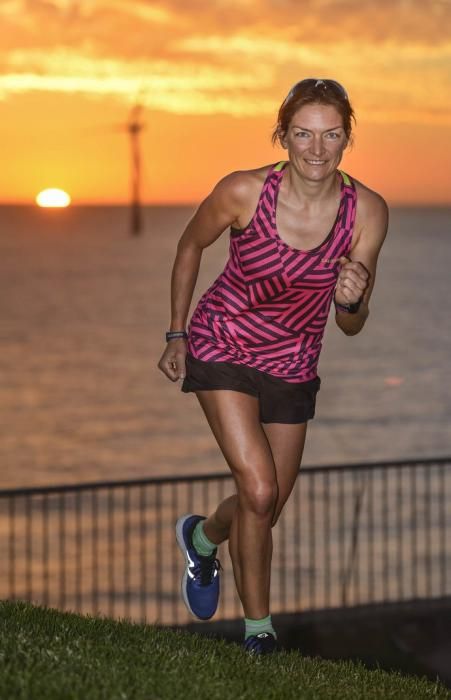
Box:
[281,103,348,181]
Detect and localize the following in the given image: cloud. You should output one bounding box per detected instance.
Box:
[0,48,274,115]
[115,0,451,44]
[3,0,451,49]
[0,0,450,123]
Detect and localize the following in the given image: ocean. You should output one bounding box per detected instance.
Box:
[1,204,450,488]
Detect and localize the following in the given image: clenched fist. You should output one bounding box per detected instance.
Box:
[334,256,370,306]
[157,338,187,382]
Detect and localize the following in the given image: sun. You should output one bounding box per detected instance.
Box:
[36,188,71,208]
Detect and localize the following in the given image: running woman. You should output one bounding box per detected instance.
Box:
[158,79,388,655]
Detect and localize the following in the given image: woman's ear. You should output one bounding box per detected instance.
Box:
[279,129,287,149]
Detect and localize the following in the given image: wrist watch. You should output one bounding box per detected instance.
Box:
[334,298,362,314]
[165,330,188,341]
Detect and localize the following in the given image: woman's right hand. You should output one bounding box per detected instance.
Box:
[157,338,187,382]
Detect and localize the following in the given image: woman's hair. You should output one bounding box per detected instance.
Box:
[272,79,356,146]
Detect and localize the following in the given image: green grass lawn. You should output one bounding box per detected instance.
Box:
[0,601,449,700]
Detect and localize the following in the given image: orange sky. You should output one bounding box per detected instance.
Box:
[1,0,450,205]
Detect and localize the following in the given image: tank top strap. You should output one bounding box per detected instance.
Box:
[338,169,352,187]
[337,169,357,241]
[251,161,288,239]
[260,160,288,194]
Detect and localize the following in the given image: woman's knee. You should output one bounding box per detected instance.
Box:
[238,478,278,517]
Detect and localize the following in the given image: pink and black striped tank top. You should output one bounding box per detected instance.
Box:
[188,161,357,383]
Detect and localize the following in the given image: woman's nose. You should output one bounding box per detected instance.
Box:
[310,136,325,156]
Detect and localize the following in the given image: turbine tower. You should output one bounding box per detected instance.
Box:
[127,104,145,235]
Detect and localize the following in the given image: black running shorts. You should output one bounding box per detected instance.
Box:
[181,354,320,424]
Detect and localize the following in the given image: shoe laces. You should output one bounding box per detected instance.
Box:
[193,556,221,586]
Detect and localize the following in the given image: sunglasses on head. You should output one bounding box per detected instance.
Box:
[282,78,348,105]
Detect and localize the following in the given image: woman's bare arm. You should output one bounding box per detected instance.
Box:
[158,172,253,381]
[334,190,389,336]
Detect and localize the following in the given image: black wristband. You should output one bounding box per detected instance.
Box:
[166,330,188,342]
[334,297,362,314]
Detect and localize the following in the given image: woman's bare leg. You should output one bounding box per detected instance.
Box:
[204,421,308,531]
[195,390,277,619]
[202,417,308,597]
[198,391,307,619]
[262,421,308,524]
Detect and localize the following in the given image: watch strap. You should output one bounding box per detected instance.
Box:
[334,298,362,314]
[166,330,188,341]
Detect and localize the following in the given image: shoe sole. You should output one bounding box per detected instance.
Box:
[175,514,202,620]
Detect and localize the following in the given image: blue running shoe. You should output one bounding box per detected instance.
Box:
[175,514,221,620]
[244,632,277,655]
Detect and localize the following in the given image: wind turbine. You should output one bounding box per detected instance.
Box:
[127,104,145,236]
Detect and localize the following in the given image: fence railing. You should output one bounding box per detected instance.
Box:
[0,457,450,624]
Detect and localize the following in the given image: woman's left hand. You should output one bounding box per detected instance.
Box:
[334,256,370,305]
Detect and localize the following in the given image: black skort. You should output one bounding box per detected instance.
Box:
[181,354,320,424]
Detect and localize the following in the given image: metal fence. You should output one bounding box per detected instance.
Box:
[0,457,450,625]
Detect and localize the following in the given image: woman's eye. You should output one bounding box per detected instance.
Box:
[326,132,339,139]
[295,131,309,138]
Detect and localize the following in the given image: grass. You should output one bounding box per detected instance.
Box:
[0,601,449,700]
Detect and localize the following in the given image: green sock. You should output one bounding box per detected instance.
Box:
[192,521,217,557]
[244,615,277,640]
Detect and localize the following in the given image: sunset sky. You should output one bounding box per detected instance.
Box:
[1,0,450,205]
